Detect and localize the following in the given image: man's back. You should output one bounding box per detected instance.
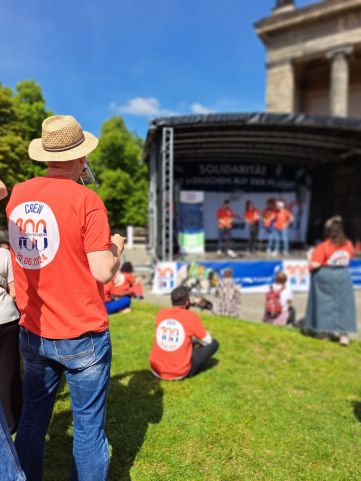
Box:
[6,176,111,338]
[149,306,207,380]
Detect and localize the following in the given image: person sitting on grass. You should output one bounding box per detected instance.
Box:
[103,279,132,315]
[149,286,219,380]
[112,261,144,300]
[263,272,295,325]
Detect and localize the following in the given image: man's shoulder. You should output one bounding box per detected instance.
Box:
[11,177,40,192]
[78,185,106,209]
[157,307,199,322]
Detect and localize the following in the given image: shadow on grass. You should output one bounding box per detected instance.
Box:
[45,370,163,481]
[300,324,340,342]
[352,400,361,423]
[194,357,219,376]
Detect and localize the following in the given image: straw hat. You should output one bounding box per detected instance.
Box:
[29,115,98,162]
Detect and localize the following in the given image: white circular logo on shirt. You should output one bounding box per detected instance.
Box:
[327,250,350,267]
[114,273,125,286]
[156,319,185,352]
[8,202,60,270]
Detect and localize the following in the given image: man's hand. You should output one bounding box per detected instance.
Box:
[87,234,126,284]
[111,234,125,258]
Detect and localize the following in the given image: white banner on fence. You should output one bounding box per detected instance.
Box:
[152,262,178,294]
[283,260,310,292]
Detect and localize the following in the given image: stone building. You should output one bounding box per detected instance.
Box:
[255,0,361,118]
[254,0,361,244]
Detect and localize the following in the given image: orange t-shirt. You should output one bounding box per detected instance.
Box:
[6,177,112,339]
[244,208,260,225]
[217,207,234,229]
[262,208,275,228]
[103,282,113,303]
[111,272,134,297]
[149,307,207,380]
[274,208,293,230]
[312,239,354,267]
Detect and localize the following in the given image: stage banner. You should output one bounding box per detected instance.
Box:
[178,191,205,254]
[284,259,361,291]
[283,260,310,292]
[347,259,361,288]
[152,262,178,294]
[177,260,283,293]
[153,259,361,295]
[175,161,311,193]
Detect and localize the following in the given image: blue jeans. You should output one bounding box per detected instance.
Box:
[218,228,231,252]
[266,227,276,252]
[0,402,26,481]
[275,228,289,254]
[105,296,131,315]
[15,328,112,481]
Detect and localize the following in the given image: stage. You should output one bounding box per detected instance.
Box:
[144,112,361,263]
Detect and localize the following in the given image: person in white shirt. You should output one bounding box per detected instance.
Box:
[0,179,25,481]
[0,247,22,434]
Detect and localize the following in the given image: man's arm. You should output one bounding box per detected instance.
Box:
[0,180,8,200]
[87,234,125,284]
[196,331,213,346]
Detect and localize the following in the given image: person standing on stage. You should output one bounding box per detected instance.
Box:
[262,198,276,254]
[273,200,293,256]
[244,200,260,254]
[6,115,125,481]
[216,200,237,257]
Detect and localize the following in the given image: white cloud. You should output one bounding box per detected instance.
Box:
[110,98,216,117]
[110,97,161,116]
[110,97,178,117]
[190,102,215,114]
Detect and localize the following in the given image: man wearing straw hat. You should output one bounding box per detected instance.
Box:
[6,115,124,481]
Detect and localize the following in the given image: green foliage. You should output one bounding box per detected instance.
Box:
[0,81,49,221]
[0,81,148,228]
[45,303,361,481]
[0,80,49,211]
[90,116,147,228]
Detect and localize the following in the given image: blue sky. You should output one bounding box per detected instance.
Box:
[0,0,315,138]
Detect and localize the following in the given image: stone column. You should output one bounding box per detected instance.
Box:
[328,46,353,117]
[266,60,295,113]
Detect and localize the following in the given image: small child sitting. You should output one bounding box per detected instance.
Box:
[213,268,242,318]
[263,272,295,325]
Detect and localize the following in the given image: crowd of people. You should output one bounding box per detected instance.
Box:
[1,116,126,481]
[0,115,220,481]
[0,114,358,481]
[217,197,293,257]
[215,213,357,346]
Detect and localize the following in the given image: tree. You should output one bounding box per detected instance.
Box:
[89,116,148,228]
[0,82,148,229]
[0,80,50,222]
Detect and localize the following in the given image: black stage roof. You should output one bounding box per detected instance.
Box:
[144,113,361,167]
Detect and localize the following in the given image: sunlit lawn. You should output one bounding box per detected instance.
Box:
[44,302,361,481]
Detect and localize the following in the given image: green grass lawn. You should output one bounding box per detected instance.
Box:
[44,302,361,481]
